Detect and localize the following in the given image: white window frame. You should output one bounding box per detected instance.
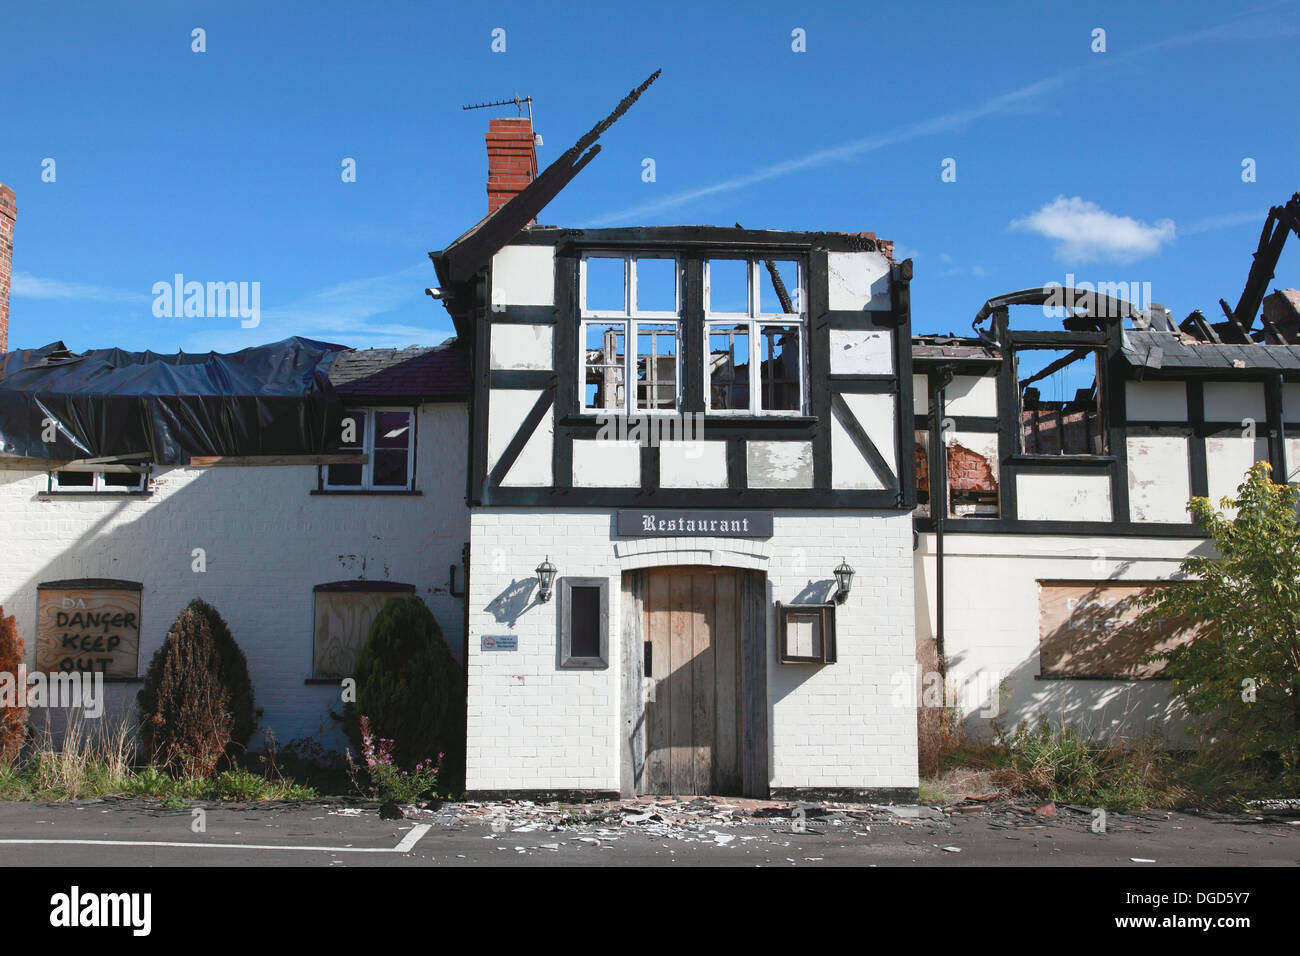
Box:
[323,406,416,491]
[47,468,148,493]
[578,253,681,415]
[704,257,807,416]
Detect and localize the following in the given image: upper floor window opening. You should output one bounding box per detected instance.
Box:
[579,254,681,414]
[1015,347,1107,456]
[705,257,805,415]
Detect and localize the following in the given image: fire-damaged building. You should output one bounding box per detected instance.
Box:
[1,72,1298,800]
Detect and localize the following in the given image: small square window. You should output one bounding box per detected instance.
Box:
[559,577,609,668]
[777,602,836,664]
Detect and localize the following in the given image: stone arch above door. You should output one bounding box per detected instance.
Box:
[614,537,770,572]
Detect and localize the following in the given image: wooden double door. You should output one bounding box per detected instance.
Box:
[641,567,744,795]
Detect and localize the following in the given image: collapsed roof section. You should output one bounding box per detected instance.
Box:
[960,280,1300,372]
[0,337,349,465]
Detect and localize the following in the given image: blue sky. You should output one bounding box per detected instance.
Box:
[2,0,1298,354]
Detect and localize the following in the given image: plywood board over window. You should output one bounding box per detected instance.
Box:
[312,582,415,679]
[1038,581,1201,679]
[36,580,142,676]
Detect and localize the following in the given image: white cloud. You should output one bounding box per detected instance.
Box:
[11,272,148,303]
[1010,196,1175,263]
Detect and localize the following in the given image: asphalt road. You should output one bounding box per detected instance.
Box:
[0,799,1295,867]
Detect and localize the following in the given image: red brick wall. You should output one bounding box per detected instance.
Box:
[486,118,538,214]
[0,183,14,354]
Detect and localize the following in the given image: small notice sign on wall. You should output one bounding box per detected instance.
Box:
[481,634,518,652]
[36,580,142,676]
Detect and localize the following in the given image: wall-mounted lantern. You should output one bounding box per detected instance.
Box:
[833,558,854,604]
[535,556,558,602]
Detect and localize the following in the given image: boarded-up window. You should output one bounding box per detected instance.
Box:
[1038,581,1200,679]
[312,582,415,679]
[36,580,142,676]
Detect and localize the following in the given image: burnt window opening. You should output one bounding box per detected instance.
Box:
[705,257,805,415]
[946,441,999,516]
[914,433,930,517]
[579,254,681,414]
[1015,348,1106,456]
[914,431,1000,518]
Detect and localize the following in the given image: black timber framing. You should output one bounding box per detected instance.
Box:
[469,228,911,509]
[808,248,832,495]
[1186,380,1210,498]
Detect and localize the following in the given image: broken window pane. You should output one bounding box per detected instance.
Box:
[634,257,677,314]
[759,259,800,315]
[326,407,365,487]
[372,410,411,487]
[102,470,146,491]
[759,324,801,411]
[54,470,94,488]
[583,321,627,410]
[584,256,626,314]
[707,259,748,314]
[1016,348,1105,455]
[708,323,749,410]
[635,322,678,410]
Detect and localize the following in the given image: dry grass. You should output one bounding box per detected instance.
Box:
[21,711,137,800]
[0,713,317,803]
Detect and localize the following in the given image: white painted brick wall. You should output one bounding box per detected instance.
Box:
[0,405,469,753]
[466,508,917,793]
[914,533,1202,743]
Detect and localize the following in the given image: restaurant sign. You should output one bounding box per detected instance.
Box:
[616,510,773,538]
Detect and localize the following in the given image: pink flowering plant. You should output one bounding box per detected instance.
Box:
[347,715,442,804]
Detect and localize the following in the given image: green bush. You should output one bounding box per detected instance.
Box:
[0,607,26,763]
[1009,720,1169,811]
[343,595,464,784]
[137,598,256,778]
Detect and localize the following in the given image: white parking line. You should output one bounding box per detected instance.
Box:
[0,823,433,855]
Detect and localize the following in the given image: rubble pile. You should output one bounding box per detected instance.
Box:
[449,796,910,841]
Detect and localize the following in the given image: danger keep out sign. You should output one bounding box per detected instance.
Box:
[35,580,142,677]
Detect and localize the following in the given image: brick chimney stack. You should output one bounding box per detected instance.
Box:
[0,183,14,354]
[485,117,539,214]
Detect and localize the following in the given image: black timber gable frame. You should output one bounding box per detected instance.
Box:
[471,225,915,510]
[914,295,1297,539]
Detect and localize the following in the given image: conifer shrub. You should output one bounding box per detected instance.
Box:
[137,598,255,777]
[343,595,464,786]
[0,608,26,763]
